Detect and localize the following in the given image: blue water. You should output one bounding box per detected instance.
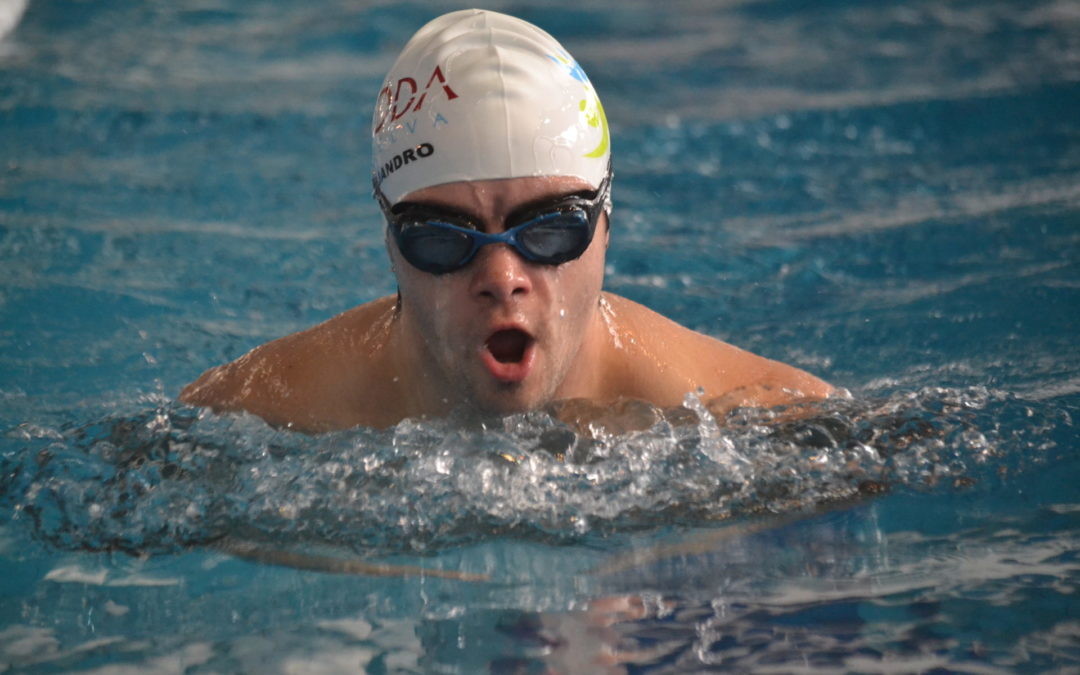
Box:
[2,0,1078,672]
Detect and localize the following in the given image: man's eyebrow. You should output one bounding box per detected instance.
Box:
[391,199,473,217]
[397,188,594,220]
[504,188,597,218]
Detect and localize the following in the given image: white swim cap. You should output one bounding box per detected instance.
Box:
[371,9,610,205]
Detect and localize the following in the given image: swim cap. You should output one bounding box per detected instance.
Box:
[371,9,610,206]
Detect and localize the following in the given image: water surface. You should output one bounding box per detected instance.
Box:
[2,0,1078,671]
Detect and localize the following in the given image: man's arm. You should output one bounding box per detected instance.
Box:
[180,333,340,432]
[598,293,833,412]
[180,296,402,432]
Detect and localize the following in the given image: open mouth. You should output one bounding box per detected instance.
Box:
[485,329,532,364]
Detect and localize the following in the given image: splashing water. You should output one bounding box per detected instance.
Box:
[1,387,1067,561]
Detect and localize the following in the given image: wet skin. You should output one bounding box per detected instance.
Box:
[180,176,833,433]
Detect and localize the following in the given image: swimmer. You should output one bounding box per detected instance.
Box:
[180,9,833,433]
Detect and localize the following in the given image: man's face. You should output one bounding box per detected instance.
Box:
[388,175,609,416]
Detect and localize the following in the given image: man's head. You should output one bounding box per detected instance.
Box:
[371,10,613,416]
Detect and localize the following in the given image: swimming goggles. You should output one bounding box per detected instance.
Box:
[374,170,611,275]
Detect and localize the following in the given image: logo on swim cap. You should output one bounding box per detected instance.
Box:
[547,50,610,160]
[373,66,459,136]
[371,10,611,206]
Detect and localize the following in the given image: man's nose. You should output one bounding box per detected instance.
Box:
[467,243,533,302]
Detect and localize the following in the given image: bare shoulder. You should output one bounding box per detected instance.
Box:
[179,296,400,431]
[600,293,833,410]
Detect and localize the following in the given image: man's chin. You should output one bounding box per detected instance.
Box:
[464,380,553,418]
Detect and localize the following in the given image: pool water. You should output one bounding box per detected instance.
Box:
[2,0,1079,672]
